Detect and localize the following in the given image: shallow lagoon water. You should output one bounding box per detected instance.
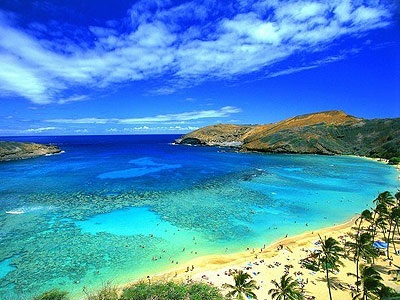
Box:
[0,135,398,299]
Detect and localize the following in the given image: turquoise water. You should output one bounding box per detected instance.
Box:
[0,135,398,299]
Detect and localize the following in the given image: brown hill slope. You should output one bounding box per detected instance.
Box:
[242,110,360,142]
[176,110,400,159]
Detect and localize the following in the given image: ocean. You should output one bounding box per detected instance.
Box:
[0,135,398,299]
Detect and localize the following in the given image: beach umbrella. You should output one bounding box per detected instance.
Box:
[373,241,388,249]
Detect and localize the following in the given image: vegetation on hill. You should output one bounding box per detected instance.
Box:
[34,281,225,300]
[0,141,61,162]
[176,111,400,159]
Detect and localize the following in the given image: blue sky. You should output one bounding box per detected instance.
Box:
[0,0,399,136]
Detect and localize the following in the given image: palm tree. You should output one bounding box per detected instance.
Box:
[377,285,399,299]
[395,191,400,205]
[373,191,395,208]
[386,206,400,259]
[372,192,395,243]
[268,274,304,300]
[222,270,258,300]
[356,209,373,234]
[315,235,344,300]
[346,232,377,292]
[371,203,391,252]
[351,265,383,300]
[353,209,374,260]
[391,206,400,252]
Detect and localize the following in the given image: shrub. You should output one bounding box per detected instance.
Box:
[121,281,224,300]
[33,289,69,300]
[186,283,225,300]
[84,281,119,300]
[388,157,400,165]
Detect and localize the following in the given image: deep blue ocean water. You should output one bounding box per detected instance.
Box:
[0,135,398,299]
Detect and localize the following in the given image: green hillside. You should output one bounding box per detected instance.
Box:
[176,111,400,160]
[0,141,62,162]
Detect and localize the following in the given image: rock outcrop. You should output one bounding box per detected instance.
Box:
[176,110,400,159]
[0,141,62,162]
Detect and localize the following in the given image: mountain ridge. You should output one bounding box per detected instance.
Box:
[176,110,400,159]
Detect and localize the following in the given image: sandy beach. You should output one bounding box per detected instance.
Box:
[137,216,400,300]
[122,162,400,300]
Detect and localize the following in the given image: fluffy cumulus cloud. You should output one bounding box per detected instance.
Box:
[0,0,394,104]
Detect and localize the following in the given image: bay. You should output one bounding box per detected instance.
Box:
[0,135,397,299]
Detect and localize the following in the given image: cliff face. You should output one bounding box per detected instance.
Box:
[176,110,400,159]
[175,124,255,146]
[0,141,62,162]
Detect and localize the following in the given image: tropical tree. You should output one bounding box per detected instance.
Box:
[395,191,400,205]
[373,191,395,208]
[346,232,378,292]
[351,265,383,300]
[315,235,344,300]
[376,215,389,241]
[372,191,400,259]
[356,209,373,234]
[387,207,400,254]
[371,192,395,243]
[222,270,258,300]
[268,274,304,300]
[377,285,399,300]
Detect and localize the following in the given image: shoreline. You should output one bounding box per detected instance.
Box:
[126,215,399,300]
[28,157,399,300]
[123,161,400,299]
[130,217,358,283]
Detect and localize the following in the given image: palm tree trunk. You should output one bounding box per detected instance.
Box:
[355,222,361,292]
[356,257,360,292]
[382,224,388,241]
[357,218,363,236]
[387,220,393,259]
[391,227,397,254]
[371,210,377,244]
[325,262,333,300]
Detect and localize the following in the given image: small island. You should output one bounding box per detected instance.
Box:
[0,141,62,162]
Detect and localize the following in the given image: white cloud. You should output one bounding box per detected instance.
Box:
[24,127,57,133]
[45,106,241,124]
[267,65,318,78]
[75,129,89,133]
[126,126,150,131]
[0,54,53,104]
[58,94,89,104]
[275,1,328,21]
[0,1,394,104]
[334,0,352,23]
[121,125,199,132]
[118,106,241,124]
[352,5,390,26]
[46,117,110,124]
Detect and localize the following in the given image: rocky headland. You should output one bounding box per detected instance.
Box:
[0,141,62,162]
[176,110,400,159]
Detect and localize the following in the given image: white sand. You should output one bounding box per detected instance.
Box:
[138,217,400,300]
